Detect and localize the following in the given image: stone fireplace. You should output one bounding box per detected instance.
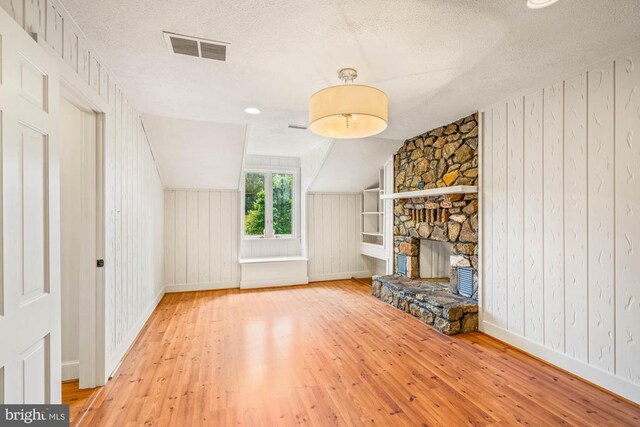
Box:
[393,112,479,298]
[372,113,479,335]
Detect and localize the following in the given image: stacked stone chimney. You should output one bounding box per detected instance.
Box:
[393,113,479,298]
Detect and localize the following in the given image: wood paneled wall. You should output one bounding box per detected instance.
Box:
[163,190,240,291]
[307,193,370,281]
[481,49,640,402]
[1,0,165,377]
[104,97,164,374]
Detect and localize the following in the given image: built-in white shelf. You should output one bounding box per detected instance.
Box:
[361,172,386,262]
[360,242,386,260]
[380,185,478,200]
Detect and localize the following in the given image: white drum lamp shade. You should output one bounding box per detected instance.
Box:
[309,70,388,139]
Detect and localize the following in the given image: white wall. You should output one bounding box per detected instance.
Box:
[307,193,370,281]
[104,92,164,375]
[481,48,640,403]
[163,190,241,292]
[0,0,165,379]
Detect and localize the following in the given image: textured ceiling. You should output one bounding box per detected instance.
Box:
[61,0,640,141]
[245,125,329,157]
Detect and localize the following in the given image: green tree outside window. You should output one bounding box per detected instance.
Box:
[244,172,293,236]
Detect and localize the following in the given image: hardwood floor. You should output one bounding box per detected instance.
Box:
[80,280,640,426]
[62,380,102,426]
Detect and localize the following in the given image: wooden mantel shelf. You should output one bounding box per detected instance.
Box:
[380,185,478,200]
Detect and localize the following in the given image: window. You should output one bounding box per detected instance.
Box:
[244,170,295,238]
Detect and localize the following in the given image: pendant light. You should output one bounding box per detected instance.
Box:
[309,68,388,139]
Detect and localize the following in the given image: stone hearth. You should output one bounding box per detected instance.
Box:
[372,275,478,335]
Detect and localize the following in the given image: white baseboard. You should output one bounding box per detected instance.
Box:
[309,271,372,282]
[164,281,240,293]
[62,360,79,381]
[240,277,309,289]
[481,321,640,404]
[106,286,166,377]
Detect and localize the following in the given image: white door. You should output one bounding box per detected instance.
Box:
[0,9,61,403]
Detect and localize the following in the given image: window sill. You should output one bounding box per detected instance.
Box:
[239,256,308,265]
[242,236,299,241]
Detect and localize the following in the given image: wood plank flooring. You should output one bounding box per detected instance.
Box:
[62,380,102,426]
[80,280,640,426]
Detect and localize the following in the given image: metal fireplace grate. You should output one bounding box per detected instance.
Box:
[397,254,407,276]
[457,266,473,297]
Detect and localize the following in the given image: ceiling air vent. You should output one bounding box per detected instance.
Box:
[163,31,228,61]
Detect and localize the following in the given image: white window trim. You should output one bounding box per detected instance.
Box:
[241,166,299,240]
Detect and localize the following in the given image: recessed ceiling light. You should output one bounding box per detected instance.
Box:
[244,107,261,115]
[527,0,560,9]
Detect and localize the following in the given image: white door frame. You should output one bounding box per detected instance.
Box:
[39,39,109,388]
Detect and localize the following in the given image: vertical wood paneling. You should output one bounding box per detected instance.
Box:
[186,191,199,283]
[220,192,232,282]
[174,191,187,285]
[483,108,494,324]
[523,89,545,344]
[121,100,129,332]
[322,194,332,273]
[77,36,90,84]
[614,53,640,384]
[198,191,210,283]
[543,82,565,352]
[339,195,349,273]
[331,196,340,273]
[306,193,368,280]
[209,191,221,282]
[0,0,23,25]
[163,193,175,286]
[482,51,640,398]
[307,196,316,276]
[90,56,100,93]
[164,190,240,288]
[314,194,324,274]
[588,64,615,373]
[24,0,45,43]
[507,96,525,335]
[492,103,508,328]
[114,88,123,348]
[230,192,240,282]
[347,195,357,272]
[564,72,588,362]
[45,1,62,56]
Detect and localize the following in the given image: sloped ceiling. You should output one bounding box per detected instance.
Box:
[144,115,246,189]
[245,125,329,157]
[309,137,401,193]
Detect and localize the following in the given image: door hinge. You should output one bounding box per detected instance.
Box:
[97,259,104,267]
